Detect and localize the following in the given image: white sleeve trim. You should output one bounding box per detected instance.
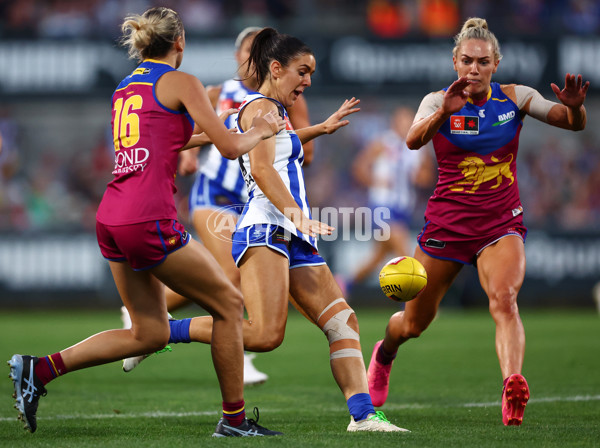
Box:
[415,92,444,122]
[514,85,555,122]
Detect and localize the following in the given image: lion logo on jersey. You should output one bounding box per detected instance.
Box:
[449,154,514,193]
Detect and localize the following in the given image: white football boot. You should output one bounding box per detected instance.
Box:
[347,411,410,432]
[243,353,268,386]
[121,306,172,372]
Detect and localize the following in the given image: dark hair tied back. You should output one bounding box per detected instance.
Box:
[246,28,313,88]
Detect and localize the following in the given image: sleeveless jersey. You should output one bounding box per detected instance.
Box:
[199,79,252,200]
[369,130,422,212]
[96,60,194,225]
[426,82,523,237]
[235,93,317,249]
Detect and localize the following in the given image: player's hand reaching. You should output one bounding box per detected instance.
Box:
[551,73,589,110]
[322,97,361,134]
[296,217,334,238]
[251,109,286,139]
[286,208,334,237]
[442,76,471,115]
[219,108,238,122]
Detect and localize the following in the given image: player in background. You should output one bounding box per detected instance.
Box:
[366,17,589,426]
[8,7,285,437]
[347,106,434,290]
[163,27,409,433]
[121,27,314,385]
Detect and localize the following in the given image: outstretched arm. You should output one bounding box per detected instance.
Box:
[519,74,589,131]
[406,77,471,149]
[295,97,360,144]
[179,108,239,151]
[548,73,588,131]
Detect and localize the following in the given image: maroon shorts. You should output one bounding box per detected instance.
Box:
[96,219,191,271]
[417,220,527,265]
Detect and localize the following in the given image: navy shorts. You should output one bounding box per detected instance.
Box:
[231,223,326,269]
[188,173,245,215]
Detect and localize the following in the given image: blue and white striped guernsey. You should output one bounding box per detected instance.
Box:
[235,92,317,249]
[199,79,252,200]
[369,129,423,212]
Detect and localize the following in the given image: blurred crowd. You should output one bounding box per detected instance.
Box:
[0,0,598,233]
[0,0,598,39]
[0,117,113,232]
[1,106,598,234]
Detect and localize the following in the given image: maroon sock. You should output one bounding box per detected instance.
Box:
[34,352,68,385]
[376,344,397,365]
[222,400,245,427]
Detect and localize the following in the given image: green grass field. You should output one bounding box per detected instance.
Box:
[0,306,599,447]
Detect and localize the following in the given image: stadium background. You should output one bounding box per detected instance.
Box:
[0,0,599,309]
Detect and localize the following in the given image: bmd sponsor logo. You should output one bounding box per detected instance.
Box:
[493,111,516,126]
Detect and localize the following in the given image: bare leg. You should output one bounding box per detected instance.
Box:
[192,209,241,290]
[164,289,191,312]
[187,293,312,347]
[163,208,241,313]
[152,239,244,402]
[61,262,170,371]
[366,246,463,408]
[187,246,290,350]
[382,245,463,353]
[476,236,526,379]
[290,265,368,399]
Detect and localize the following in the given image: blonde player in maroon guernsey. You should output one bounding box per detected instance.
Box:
[367,17,588,426]
[8,7,285,437]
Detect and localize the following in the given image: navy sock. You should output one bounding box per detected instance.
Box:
[168,318,192,344]
[347,393,375,421]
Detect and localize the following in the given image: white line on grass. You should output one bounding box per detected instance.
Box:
[0,410,219,422]
[1,395,599,422]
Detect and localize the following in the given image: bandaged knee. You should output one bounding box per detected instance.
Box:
[317,298,362,360]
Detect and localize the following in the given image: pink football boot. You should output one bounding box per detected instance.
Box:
[502,373,530,426]
[367,340,393,407]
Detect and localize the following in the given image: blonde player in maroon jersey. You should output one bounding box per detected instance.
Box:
[8,7,285,437]
[367,17,588,426]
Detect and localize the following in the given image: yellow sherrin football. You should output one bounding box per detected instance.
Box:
[379,256,428,302]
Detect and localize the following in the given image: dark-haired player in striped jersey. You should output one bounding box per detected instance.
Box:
[367,17,588,427]
[121,26,314,385]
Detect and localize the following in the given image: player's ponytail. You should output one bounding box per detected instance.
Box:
[245,27,313,89]
[452,17,502,62]
[121,7,184,62]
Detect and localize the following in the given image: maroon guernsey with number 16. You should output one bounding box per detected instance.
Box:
[97,59,194,226]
